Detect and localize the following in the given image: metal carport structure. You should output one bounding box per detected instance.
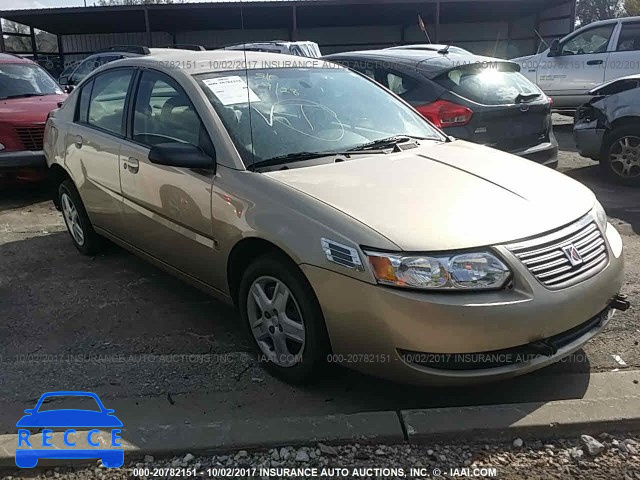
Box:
[0,0,576,72]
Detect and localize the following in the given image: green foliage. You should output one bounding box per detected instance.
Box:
[576,0,625,25]
[626,0,640,15]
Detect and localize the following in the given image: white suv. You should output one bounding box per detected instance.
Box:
[513,17,640,112]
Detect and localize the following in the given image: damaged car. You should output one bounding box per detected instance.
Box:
[574,74,640,185]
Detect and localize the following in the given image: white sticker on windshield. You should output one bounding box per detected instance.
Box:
[202,76,261,105]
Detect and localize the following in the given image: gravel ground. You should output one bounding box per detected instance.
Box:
[2,433,639,479]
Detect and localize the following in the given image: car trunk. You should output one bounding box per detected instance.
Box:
[417,59,552,153]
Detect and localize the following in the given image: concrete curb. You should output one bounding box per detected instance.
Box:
[0,391,639,468]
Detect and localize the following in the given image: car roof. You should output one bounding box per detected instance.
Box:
[324,49,515,78]
[0,53,34,65]
[111,49,337,75]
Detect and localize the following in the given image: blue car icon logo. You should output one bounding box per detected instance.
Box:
[16,391,124,468]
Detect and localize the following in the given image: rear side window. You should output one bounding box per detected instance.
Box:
[617,22,640,52]
[76,80,93,124]
[383,71,414,96]
[87,69,134,135]
[435,67,540,105]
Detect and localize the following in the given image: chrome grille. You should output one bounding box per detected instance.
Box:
[507,217,608,289]
[15,124,45,151]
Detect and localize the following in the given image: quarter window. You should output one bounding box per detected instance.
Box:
[87,69,133,135]
[617,22,640,52]
[76,79,93,124]
[383,71,414,96]
[560,24,615,55]
[132,70,204,148]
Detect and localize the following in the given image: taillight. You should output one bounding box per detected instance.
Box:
[548,96,553,108]
[416,100,473,129]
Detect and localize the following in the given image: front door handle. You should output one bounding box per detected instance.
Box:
[74,135,83,148]
[587,60,603,65]
[125,157,139,174]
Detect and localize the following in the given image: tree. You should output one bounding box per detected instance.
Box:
[576,0,625,25]
[95,0,181,5]
[626,0,640,15]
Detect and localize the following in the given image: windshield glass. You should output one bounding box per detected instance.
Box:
[196,65,444,166]
[0,63,62,99]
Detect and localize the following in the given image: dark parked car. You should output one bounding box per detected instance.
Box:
[574,74,640,186]
[324,49,558,167]
[58,46,150,87]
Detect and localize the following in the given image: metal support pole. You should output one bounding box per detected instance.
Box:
[291,5,298,41]
[57,34,64,70]
[30,26,38,60]
[144,7,152,47]
[0,19,5,53]
[435,1,441,44]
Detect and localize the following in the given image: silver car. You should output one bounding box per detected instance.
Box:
[44,49,627,385]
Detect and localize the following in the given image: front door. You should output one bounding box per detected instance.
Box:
[538,22,617,108]
[118,69,217,284]
[64,68,135,235]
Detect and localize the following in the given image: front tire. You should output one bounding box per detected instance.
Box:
[58,179,103,255]
[601,126,640,186]
[238,253,330,384]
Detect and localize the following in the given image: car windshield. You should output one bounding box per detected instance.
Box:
[0,63,62,99]
[195,65,444,167]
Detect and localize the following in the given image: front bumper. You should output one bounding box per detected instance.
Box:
[302,223,624,386]
[574,121,605,160]
[0,150,46,169]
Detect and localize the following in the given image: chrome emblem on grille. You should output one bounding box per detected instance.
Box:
[562,244,583,266]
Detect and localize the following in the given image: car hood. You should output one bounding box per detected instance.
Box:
[511,53,540,63]
[16,410,123,428]
[0,94,66,124]
[264,140,595,251]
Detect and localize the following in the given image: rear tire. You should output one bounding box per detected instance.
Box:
[58,179,103,255]
[600,125,640,186]
[238,253,330,384]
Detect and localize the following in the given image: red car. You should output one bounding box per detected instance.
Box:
[0,53,66,182]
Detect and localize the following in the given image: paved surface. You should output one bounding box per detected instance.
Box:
[0,115,639,433]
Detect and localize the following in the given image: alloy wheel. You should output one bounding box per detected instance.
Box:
[610,136,640,179]
[61,192,85,246]
[246,275,305,367]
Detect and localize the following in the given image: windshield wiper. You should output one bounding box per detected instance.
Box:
[515,93,542,104]
[2,93,51,100]
[249,149,391,170]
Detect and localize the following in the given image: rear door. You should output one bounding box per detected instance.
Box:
[432,65,552,152]
[605,20,640,82]
[64,68,135,235]
[118,69,217,284]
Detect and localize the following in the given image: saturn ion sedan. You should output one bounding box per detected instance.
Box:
[44,49,627,385]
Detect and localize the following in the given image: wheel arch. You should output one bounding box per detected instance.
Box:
[227,237,301,306]
[609,116,640,132]
[48,163,72,210]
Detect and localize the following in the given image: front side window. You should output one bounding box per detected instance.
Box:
[87,69,133,135]
[617,22,640,52]
[195,66,444,167]
[561,24,615,55]
[435,65,541,105]
[132,70,204,148]
[0,63,62,99]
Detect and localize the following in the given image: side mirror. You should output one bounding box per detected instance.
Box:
[548,39,561,57]
[59,75,69,85]
[148,142,215,170]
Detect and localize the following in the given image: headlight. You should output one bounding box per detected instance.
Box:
[593,200,607,231]
[0,143,4,151]
[364,250,511,291]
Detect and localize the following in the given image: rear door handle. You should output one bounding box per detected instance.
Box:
[74,135,83,148]
[125,157,139,174]
[587,60,603,65]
